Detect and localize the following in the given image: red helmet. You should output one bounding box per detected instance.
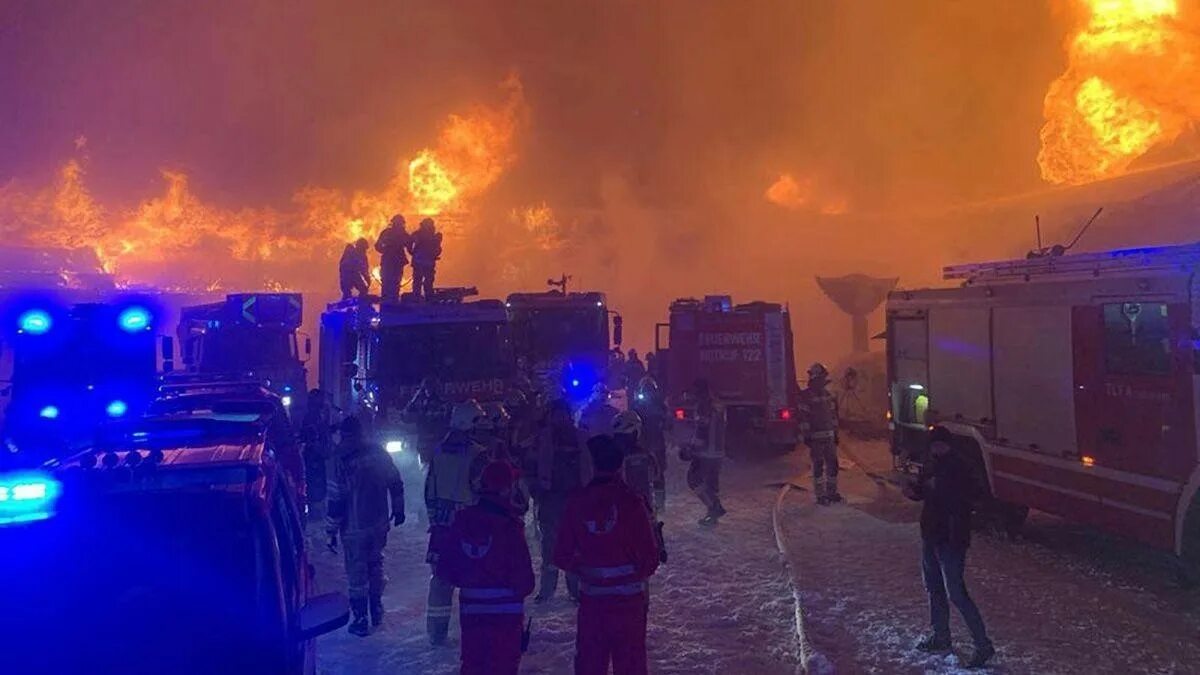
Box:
[479,460,516,496]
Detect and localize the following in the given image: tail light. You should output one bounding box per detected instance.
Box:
[778,408,792,421]
[674,408,687,421]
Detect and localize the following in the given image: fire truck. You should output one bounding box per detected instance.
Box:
[656,295,800,455]
[173,293,310,413]
[887,243,1200,566]
[0,298,160,465]
[319,288,515,452]
[505,289,618,401]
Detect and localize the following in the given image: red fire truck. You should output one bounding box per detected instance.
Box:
[656,295,800,455]
[887,243,1200,566]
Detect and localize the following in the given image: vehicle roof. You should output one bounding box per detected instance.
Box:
[505,290,606,308]
[670,296,785,314]
[375,299,507,326]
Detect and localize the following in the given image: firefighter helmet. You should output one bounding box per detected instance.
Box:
[390,213,406,228]
[807,362,830,382]
[450,400,486,431]
[612,410,643,436]
[635,375,660,399]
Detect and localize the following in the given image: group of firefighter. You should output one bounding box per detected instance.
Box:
[299,358,845,674]
[339,214,444,303]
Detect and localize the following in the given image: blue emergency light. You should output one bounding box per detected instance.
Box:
[38,405,60,420]
[0,471,62,526]
[18,310,52,335]
[117,306,152,333]
[106,400,129,418]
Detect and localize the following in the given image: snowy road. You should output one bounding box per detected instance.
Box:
[309,454,804,674]
[778,438,1200,674]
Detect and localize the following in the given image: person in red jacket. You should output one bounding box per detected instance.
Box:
[435,460,535,675]
[554,434,661,675]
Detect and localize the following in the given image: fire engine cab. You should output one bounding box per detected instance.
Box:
[888,243,1200,565]
[319,288,515,451]
[657,295,800,455]
[505,289,617,400]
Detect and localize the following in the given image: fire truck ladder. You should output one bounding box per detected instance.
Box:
[944,242,1200,283]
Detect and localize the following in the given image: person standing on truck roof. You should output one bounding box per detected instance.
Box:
[554,434,661,675]
[375,214,411,303]
[532,399,588,603]
[903,427,995,669]
[632,375,669,513]
[682,379,726,527]
[425,401,491,645]
[339,238,372,301]
[325,416,406,636]
[409,217,443,301]
[435,459,535,675]
[799,362,842,505]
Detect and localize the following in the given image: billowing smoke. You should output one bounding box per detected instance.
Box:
[0,0,1196,363]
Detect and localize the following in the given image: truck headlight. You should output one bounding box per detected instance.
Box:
[385,440,404,454]
[281,395,293,408]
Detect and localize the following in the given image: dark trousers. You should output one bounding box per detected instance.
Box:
[344,530,387,601]
[922,540,991,649]
[686,457,721,513]
[808,438,838,478]
[339,272,368,300]
[413,264,435,299]
[380,259,405,302]
[535,491,578,599]
[576,597,649,675]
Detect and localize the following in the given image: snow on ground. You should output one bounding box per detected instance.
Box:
[309,453,803,674]
[779,438,1200,674]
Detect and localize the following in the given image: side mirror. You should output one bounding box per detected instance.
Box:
[612,315,624,348]
[295,592,349,641]
[305,337,313,357]
[161,336,175,372]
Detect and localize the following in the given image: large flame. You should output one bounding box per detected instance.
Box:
[764,173,849,215]
[0,75,526,284]
[1038,0,1200,184]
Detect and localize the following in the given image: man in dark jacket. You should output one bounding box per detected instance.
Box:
[326,416,406,636]
[375,214,411,303]
[339,238,371,300]
[409,217,442,301]
[904,428,995,669]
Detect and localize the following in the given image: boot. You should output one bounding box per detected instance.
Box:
[369,594,385,627]
[712,497,727,518]
[348,598,370,637]
[565,574,580,604]
[915,634,952,653]
[826,476,844,504]
[961,643,996,669]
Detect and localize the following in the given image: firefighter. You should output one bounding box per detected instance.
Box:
[375,214,411,303]
[532,399,586,602]
[632,375,669,512]
[409,217,443,301]
[424,400,491,645]
[625,349,646,387]
[339,238,371,300]
[325,416,406,636]
[577,383,619,444]
[799,362,841,505]
[402,377,450,465]
[682,379,725,526]
[554,434,661,675]
[300,388,335,519]
[612,410,667,564]
[435,460,536,675]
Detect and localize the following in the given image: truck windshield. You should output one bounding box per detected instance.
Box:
[511,308,607,363]
[0,489,266,672]
[377,321,512,385]
[199,325,297,371]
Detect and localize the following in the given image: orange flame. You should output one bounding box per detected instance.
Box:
[765,173,849,215]
[0,75,527,284]
[510,202,564,251]
[1038,0,1200,184]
